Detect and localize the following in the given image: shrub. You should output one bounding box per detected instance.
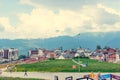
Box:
[74,56,89,59]
[49,58,55,60]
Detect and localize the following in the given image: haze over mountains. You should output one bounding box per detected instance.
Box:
[0,31,120,55]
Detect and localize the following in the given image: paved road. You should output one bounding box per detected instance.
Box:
[1,72,120,80]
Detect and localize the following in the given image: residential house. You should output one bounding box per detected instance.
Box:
[29,48,44,58]
[105,48,116,62]
[54,49,62,55]
[107,53,116,62]
[115,52,120,63]
[77,48,84,53]
[64,50,75,59]
[90,50,104,61]
[91,48,120,63]
[58,54,65,59]
[84,48,91,57]
[107,49,120,63]
[74,53,79,57]
[77,48,85,57]
[46,50,56,58]
[0,49,4,62]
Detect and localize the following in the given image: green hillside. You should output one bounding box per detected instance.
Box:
[16,58,120,72]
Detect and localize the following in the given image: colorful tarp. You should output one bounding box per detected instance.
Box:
[111,74,120,80]
[100,74,111,79]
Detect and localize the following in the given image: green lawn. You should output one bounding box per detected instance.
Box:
[0,77,44,80]
[16,58,120,72]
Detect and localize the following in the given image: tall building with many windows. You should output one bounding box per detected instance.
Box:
[0,48,19,62]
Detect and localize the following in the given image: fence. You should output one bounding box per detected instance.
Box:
[54,74,120,80]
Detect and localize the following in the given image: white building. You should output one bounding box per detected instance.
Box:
[0,48,19,62]
[74,53,79,57]
[58,55,65,59]
[29,48,44,58]
[115,52,120,63]
[84,48,91,57]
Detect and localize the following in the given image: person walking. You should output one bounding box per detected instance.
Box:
[54,75,58,80]
[97,72,101,80]
[14,67,17,72]
[24,70,28,76]
[0,70,2,76]
[9,67,12,73]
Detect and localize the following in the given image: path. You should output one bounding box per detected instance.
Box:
[1,72,120,80]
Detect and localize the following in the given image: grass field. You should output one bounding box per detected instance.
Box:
[0,77,44,80]
[16,58,120,72]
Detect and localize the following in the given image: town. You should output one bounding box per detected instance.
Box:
[1,0,120,79]
[0,46,120,64]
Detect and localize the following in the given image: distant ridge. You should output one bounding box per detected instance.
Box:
[0,31,120,55]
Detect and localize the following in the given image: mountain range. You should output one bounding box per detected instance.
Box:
[0,31,120,55]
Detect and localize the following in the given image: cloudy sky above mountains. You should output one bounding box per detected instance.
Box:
[0,0,120,39]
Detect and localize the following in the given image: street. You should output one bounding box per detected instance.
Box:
[1,72,120,80]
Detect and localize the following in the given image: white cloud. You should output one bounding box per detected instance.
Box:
[20,0,43,8]
[0,17,16,34]
[15,5,120,38]
[97,4,120,16]
[1,1,120,39]
[17,5,105,38]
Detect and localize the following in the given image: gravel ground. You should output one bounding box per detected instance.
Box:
[1,72,120,80]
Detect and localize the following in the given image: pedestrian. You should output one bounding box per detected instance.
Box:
[7,65,9,70]
[24,70,28,76]
[54,75,58,80]
[97,72,101,80]
[0,70,2,75]
[14,67,17,72]
[9,67,12,73]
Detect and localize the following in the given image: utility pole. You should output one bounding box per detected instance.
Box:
[77,33,81,72]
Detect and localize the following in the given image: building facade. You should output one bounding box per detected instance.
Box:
[29,48,44,58]
[0,48,19,62]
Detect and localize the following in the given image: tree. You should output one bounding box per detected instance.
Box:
[96,45,102,50]
[19,55,27,60]
[103,46,110,49]
[59,46,63,52]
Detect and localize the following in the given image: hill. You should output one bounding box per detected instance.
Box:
[0,31,120,55]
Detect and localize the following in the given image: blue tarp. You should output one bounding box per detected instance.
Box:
[100,74,111,79]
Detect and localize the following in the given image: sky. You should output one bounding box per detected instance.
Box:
[0,0,120,39]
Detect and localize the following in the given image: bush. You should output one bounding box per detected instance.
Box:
[49,58,55,60]
[74,56,89,59]
[19,55,27,60]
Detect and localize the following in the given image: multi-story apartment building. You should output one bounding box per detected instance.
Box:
[0,48,19,62]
